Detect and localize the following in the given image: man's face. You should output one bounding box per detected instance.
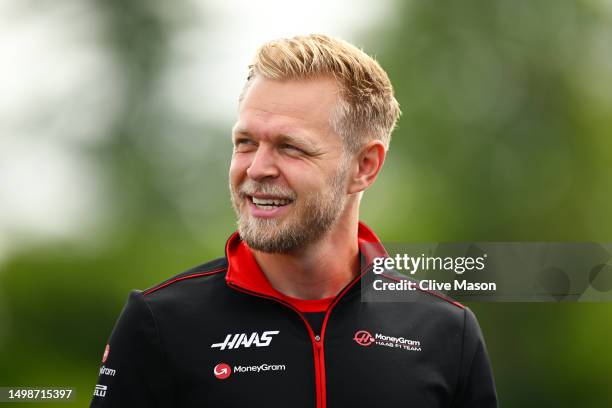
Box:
[229,76,349,253]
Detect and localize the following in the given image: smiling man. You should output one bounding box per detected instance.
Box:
[90,34,497,407]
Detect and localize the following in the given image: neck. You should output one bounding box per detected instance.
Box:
[252,203,360,300]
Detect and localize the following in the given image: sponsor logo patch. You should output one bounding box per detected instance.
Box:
[353,330,375,346]
[353,330,422,352]
[213,362,286,380]
[99,365,117,377]
[102,344,110,363]
[213,363,232,380]
[93,384,107,398]
[211,330,280,351]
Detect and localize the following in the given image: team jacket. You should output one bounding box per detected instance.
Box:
[90,222,498,407]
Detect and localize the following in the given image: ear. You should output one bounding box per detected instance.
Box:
[347,140,386,194]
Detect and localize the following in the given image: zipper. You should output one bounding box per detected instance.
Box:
[227,282,326,408]
[314,335,325,408]
[226,264,369,408]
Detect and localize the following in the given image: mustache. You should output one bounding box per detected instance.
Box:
[238,180,297,200]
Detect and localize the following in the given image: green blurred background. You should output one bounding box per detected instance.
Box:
[1,0,611,406]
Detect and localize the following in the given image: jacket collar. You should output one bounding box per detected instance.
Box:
[224,221,387,309]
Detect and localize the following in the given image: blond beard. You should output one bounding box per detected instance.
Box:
[230,164,348,253]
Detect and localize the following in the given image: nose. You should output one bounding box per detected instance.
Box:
[246,145,280,181]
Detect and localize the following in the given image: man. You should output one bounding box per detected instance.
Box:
[90,34,497,407]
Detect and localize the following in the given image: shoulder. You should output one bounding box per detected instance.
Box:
[379,271,465,310]
[140,257,228,302]
[111,258,230,338]
[365,270,468,328]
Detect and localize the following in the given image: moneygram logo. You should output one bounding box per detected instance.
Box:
[213,363,232,380]
[211,330,279,351]
[353,330,375,346]
[213,362,286,380]
[353,330,422,352]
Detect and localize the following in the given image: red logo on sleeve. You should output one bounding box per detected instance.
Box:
[101,344,110,363]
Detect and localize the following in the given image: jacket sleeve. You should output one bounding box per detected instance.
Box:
[451,307,498,408]
[89,290,175,407]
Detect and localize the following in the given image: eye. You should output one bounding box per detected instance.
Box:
[279,143,303,153]
[234,138,251,145]
[233,138,256,152]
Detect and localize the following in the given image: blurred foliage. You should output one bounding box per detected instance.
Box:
[1,0,611,406]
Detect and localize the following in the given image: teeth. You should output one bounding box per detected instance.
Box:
[252,197,291,206]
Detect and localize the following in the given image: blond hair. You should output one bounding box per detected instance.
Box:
[241,34,401,153]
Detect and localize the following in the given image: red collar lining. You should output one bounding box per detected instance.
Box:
[225,221,386,313]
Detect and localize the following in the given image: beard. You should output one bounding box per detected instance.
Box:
[230,164,348,253]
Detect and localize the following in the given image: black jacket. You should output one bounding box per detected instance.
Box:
[90,222,497,407]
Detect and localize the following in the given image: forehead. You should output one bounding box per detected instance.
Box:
[235,76,340,138]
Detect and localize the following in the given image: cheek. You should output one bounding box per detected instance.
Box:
[282,163,326,194]
[229,155,249,186]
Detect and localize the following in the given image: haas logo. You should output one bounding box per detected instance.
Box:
[353,330,375,346]
[213,363,232,380]
[211,331,279,351]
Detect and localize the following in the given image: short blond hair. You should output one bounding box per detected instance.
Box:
[241,34,401,153]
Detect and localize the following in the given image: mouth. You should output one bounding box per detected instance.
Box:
[242,194,295,218]
[248,195,294,210]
